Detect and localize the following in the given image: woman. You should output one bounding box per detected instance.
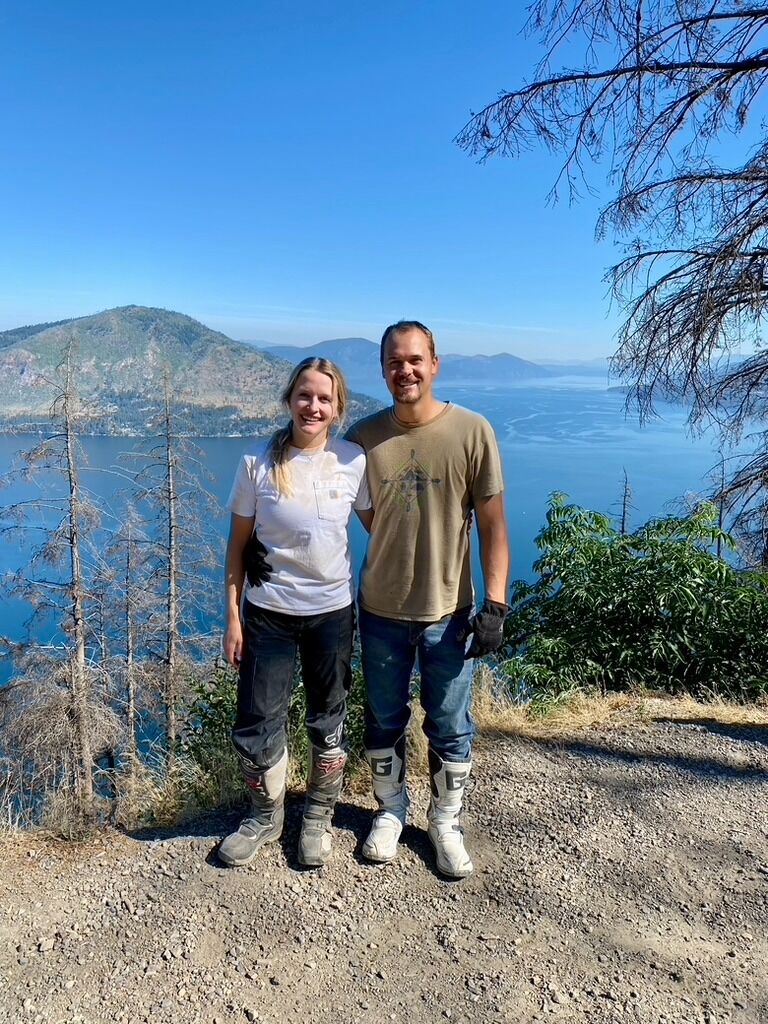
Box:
[220,357,372,868]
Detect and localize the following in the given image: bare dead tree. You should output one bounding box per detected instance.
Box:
[98,503,157,767]
[163,384,180,760]
[456,2,768,560]
[59,346,95,813]
[716,452,727,559]
[619,468,633,535]
[122,374,220,770]
[0,341,120,826]
[117,509,141,763]
[717,438,768,563]
[0,654,121,832]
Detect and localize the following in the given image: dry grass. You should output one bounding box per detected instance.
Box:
[287,751,314,792]
[471,664,768,743]
[406,707,429,774]
[112,747,245,830]
[640,693,768,727]
[0,783,34,835]
[474,689,633,744]
[111,755,182,829]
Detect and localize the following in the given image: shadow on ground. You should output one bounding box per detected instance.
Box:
[512,732,768,782]
[127,794,447,877]
[653,717,768,748]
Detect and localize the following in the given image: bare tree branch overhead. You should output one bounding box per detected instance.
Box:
[456,2,768,560]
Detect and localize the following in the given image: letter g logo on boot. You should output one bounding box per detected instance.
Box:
[370,756,394,777]
[445,769,469,792]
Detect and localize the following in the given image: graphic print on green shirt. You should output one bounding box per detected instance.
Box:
[381,449,442,511]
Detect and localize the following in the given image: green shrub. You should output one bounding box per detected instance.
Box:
[501,493,768,702]
[177,661,241,808]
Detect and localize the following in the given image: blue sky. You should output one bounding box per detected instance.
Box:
[1,1,622,358]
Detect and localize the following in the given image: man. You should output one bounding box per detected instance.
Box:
[347,320,509,879]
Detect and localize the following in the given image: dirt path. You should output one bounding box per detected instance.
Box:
[2,705,767,1024]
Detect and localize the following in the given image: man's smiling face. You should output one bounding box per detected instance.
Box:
[381,327,439,408]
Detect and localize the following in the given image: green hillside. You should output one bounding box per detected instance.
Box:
[0,305,381,435]
[0,317,82,351]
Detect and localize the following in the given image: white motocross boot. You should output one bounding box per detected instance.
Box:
[298,745,347,868]
[218,749,287,867]
[426,749,473,879]
[362,735,409,863]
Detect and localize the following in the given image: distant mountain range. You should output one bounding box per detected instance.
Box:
[0,307,381,436]
[251,338,609,391]
[538,357,611,376]
[440,352,554,382]
[0,307,611,436]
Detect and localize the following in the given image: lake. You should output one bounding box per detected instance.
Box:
[0,378,722,683]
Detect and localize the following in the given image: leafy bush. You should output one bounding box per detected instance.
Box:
[179,655,368,808]
[177,662,242,809]
[501,493,768,702]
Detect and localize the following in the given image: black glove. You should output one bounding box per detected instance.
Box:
[243,533,273,588]
[463,600,509,659]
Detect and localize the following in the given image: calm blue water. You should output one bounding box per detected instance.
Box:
[0,379,721,683]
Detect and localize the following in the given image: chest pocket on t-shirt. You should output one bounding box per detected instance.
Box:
[314,479,347,521]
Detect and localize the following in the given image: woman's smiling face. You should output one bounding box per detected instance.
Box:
[288,368,338,448]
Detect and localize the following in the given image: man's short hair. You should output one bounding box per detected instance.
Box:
[380,320,436,365]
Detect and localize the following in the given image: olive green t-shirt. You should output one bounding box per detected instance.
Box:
[346,403,504,621]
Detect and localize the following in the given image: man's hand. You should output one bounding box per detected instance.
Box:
[223,618,244,667]
[463,600,509,659]
[243,533,273,588]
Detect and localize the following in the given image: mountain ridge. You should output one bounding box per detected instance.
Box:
[0,307,381,436]
[248,337,560,386]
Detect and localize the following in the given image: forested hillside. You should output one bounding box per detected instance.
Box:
[0,306,380,435]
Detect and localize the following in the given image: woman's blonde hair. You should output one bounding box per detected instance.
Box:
[269,357,349,496]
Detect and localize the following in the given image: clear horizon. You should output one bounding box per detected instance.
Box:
[0,304,610,363]
[0,304,612,362]
[247,334,610,363]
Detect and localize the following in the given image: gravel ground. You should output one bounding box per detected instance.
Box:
[2,707,767,1024]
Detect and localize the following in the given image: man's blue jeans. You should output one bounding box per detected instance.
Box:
[358,606,475,763]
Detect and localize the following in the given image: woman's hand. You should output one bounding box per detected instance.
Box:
[223,617,244,667]
[223,513,255,667]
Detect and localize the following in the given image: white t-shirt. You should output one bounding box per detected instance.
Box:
[227,436,371,615]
